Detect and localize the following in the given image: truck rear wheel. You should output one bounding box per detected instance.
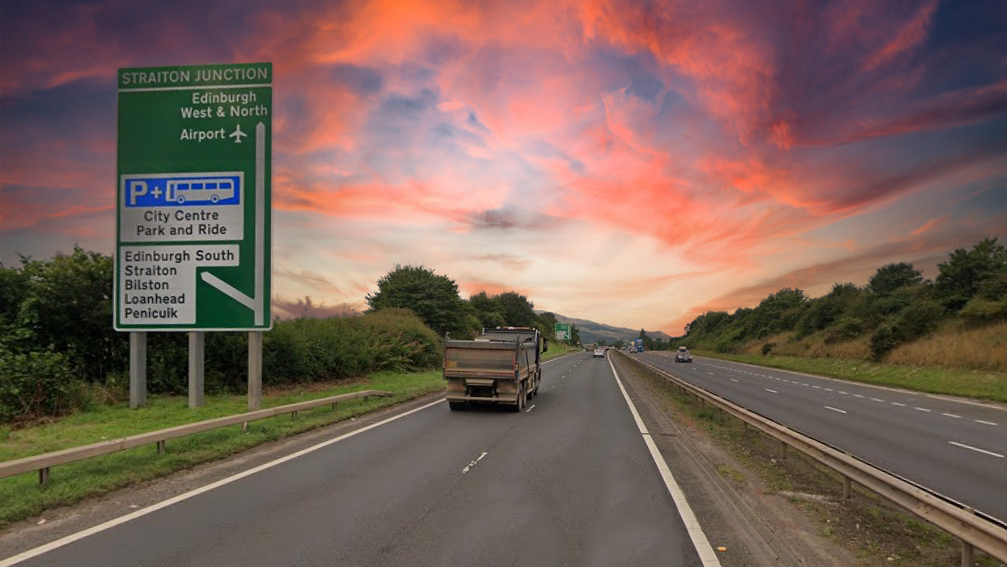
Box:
[510,384,525,412]
[448,401,467,411]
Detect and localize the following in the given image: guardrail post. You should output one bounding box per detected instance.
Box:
[331,402,337,410]
[157,440,166,455]
[291,410,298,418]
[241,421,249,432]
[961,541,974,566]
[39,467,50,485]
[843,476,852,499]
[781,442,788,461]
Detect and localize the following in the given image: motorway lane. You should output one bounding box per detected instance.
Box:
[9,353,702,567]
[636,352,1007,522]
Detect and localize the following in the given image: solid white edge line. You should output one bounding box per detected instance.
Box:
[606,358,722,566]
[948,441,1005,459]
[0,399,446,567]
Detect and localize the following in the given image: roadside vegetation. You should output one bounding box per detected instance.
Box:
[0,253,580,423]
[675,238,1007,377]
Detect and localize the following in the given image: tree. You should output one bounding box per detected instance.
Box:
[535,311,559,340]
[467,291,505,329]
[936,238,1007,310]
[16,246,126,382]
[868,262,923,296]
[366,265,467,336]
[495,291,536,326]
[570,323,581,346]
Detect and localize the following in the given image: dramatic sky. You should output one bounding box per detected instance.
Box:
[1,0,1005,334]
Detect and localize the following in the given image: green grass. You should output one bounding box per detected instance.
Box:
[694,351,1007,403]
[0,370,444,528]
[543,344,582,361]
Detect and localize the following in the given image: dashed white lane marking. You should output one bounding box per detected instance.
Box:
[812,385,821,389]
[462,451,489,473]
[525,404,536,413]
[825,406,847,414]
[801,383,809,387]
[764,389,778,394]
[891,402,907,407]
[948,441,1005,459]
[853,394,865,399]
[870,397,884,402]
[975,419,999,426]
[942,413,962,419]
[824,388,833,392]
[730,379,739,383]
[707,372,715,375]
[838,391,849,395]
[914,407,931,413]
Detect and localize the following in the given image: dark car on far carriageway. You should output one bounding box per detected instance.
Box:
[675,346,692,363]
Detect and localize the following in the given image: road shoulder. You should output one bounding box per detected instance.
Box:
[612,355,856,567]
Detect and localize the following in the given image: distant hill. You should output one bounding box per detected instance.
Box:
[537,311,672,346]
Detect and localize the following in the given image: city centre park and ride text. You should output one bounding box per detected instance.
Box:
[115,62,272,331]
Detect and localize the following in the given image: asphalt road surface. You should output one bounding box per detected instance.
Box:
[5,353,705,567]
[636,352,1007,522]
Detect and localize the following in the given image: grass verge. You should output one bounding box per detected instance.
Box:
[619,357,1001,567]
[693,351,1007,403]
[0,370,444,528]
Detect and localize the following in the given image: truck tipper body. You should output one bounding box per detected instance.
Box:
[443,327,546,411]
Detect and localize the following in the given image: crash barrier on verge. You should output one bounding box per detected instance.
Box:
[615,352,1007,566]
[0,389,393,485]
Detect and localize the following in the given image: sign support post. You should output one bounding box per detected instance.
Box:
[248,331,262,410]
[188,332,205,408]
[129,332,147,408]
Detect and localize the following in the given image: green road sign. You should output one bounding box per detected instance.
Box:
[555,323,571,341]
[115,63,272,331]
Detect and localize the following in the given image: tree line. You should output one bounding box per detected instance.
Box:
[365,264,578,343]
[0,252,574,422]
[679,238,1007,360]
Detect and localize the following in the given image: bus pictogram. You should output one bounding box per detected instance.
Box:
[167,178,236,204]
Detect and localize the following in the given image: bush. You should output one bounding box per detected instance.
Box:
[960,298,1007,324]
[826,317,863,344]
[0,350,82,422]
[892,299,945,342]
[761,342,775,356]
[870,326,897,360]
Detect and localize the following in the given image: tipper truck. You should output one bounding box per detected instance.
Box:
[443,327,547,412]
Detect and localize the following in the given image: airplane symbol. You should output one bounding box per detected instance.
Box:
[229,124,247,144]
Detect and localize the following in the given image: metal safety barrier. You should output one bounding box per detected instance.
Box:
[616,352,1007,566]
[0,389,393,485]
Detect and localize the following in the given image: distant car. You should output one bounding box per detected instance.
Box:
[675,346,692,363]
[593,348,605,358]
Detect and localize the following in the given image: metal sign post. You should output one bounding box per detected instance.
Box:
[116,63,273,406]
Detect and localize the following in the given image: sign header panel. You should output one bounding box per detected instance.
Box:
[115,62,272,331]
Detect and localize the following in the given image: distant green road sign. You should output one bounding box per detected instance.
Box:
[115,63,272,331]
[555,323,571,341]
